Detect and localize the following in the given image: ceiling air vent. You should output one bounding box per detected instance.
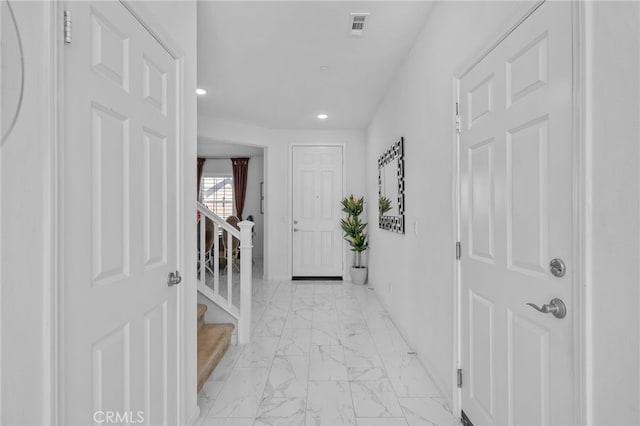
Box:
[349,13,370,37]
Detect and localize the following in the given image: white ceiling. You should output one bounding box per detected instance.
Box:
[197,1,434,130]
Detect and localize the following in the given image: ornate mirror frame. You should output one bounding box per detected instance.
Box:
[378,137,405,234]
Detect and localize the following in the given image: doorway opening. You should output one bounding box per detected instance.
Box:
[197,140,266,274]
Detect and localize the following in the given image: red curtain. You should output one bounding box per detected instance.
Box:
[231,157,250,220]
[197,158,206,200]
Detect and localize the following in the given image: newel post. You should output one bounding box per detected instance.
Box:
[238,220,254,344]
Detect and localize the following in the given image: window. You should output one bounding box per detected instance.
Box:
[201,176,234,219]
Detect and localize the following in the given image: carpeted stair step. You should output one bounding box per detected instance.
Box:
[197,304,207,332]
[197,322,234,393]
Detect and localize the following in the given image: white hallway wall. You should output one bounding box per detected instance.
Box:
[200,157,265,259]
[0,1,198,424]
[366,1,640,423]
[197,117,366,281]
[587,2,640,424]
[1,2,53,424]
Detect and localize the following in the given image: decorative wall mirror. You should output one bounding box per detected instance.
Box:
[378,137,405,233]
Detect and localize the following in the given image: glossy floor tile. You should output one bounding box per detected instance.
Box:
[200,268,459,426]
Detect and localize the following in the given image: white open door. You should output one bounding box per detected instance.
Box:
[459,2,575,424]
[291,146,343,278]
[60,1,180,423]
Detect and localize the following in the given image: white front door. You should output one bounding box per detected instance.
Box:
[459,2,574,425]
[61,2,180,424]
[291,146,343,278]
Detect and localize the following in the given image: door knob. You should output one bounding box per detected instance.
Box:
[167,270,182,287]
[293,228,299,232]
[526,298,566,319]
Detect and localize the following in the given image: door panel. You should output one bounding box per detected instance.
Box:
[459,2,573,425]
[506,33,548,106]
[91,104,130,283]
[292,146,343,277]
[144,301,168,425]
[143,128,167,268]
[62,2,179,424]
[468,75,494,128]
[469,291,495,419]
[468,138,495,263]
[92,324,131,417]
[90,7,129,91]
[506,117,549,277]
[507,311,550,425]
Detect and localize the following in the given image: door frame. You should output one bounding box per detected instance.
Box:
[289,144,347,279]
[451,1,589,423]
[49,1,188,423]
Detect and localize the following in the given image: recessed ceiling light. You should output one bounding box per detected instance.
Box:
[317,114,329,120]
[320,65,329,71]
[196,88,207,95]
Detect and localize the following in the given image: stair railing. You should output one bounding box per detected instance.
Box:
[197,201,253,344]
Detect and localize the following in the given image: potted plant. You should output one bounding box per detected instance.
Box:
[340,195,369,284]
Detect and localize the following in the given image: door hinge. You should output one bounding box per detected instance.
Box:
[64,10,72,44]
[457,368,463,388]
[456,242,461,260]
[455,102,461,134]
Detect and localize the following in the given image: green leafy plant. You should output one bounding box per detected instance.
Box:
[341,194,364,217]
[379,196,392,215]
[340,195,368,268]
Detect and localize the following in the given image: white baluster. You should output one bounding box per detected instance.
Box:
[227,230,233,308]
[199,214,205,283]
[237,220,254,344]
[213,222,219,295]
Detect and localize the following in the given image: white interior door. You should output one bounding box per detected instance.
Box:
[61,2,179,424]
[459,2,574,425]
[292,146,343,278]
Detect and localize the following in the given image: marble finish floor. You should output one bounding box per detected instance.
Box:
[198,277,459,426]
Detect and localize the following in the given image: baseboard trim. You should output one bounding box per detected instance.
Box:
[187,405,200,426]
[292,276,342,281]
[461,410,474,426]
[371,285,454,411]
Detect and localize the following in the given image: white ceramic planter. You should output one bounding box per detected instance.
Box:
[350,266,368,285]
